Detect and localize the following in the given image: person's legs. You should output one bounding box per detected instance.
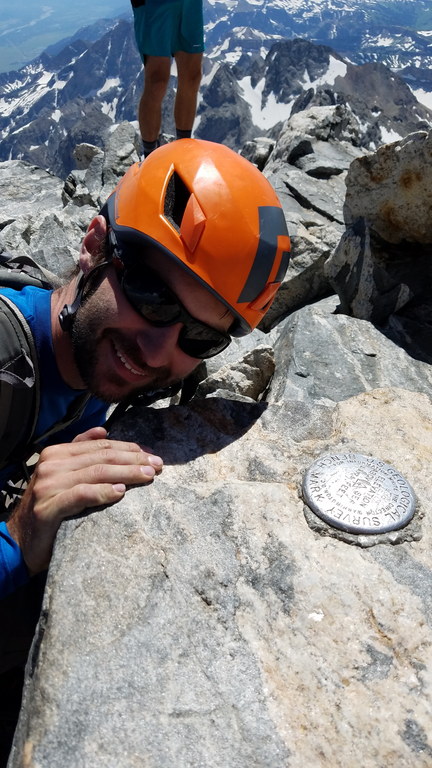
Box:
[132,1,177,152]
[138,56,172,151]
[173,51,203,136]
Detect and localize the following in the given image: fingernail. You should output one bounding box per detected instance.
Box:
[113,484,126,493]
[148,455,163,468]
[141,465,156,477]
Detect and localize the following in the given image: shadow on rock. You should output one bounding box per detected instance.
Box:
[109,397,268,465]
[378,301,432,366]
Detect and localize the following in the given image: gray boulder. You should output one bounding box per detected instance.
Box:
[0,159,92,274]
[342,130,432,244]
[260,104,369,328]
[326,129,432,328]
[240,137,275,171]
[63,121,141,210]
[0,123,142,275]
[269,296,432,405]
[259,223,342,332]
[8,387,432,767]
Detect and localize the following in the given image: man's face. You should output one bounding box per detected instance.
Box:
[70,251,233,403]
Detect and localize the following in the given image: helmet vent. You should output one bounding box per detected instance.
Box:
[164,172,191,232]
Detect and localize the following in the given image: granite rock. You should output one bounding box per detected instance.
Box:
[326,130,432,329]
[8,389,432,768]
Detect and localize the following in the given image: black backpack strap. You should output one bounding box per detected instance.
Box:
[0,295,40,470]
[0,391,93,518]
[32,392,92,448]
[0,258,91,514]
[0,251,62,291]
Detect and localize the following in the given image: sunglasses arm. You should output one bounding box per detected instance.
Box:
[59,261,111,332]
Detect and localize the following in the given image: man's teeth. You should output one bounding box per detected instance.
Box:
[114,343,146,376]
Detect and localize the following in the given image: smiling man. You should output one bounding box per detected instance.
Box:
[0,138,290,594]
[0,139,291,761]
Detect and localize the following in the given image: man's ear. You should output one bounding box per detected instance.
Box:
[78,215,108,274]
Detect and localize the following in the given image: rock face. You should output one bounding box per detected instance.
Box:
[0,122,140,274]
[341,130,432,245]
[4,118,432,767]
[325,130,432,364]
[8,390,432,767]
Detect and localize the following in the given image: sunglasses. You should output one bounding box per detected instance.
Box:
[114,258,232,359]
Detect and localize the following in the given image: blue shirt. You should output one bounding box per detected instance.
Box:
[0,285,107,598]
[0,521,28,598]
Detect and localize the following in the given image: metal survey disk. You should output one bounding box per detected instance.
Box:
[302,453,416,534]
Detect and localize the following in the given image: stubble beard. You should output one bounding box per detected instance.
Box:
[70,295,178,403]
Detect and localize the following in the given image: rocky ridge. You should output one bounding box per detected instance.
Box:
[2,113,432,766]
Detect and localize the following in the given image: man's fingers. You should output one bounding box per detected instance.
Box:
[72,427,108,443]
[45,437,161,459]
[40,439,163,470]
[73,461,157,486]
[46,436,138,455]
[37,448,162,477]
[11,433,165,575]
[38,477,146,523]
[53,481,129,520]
[31,460,157,515]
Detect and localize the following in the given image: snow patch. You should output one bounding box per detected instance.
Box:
[371,35,398,48]
[201,61,219,87]
[97,77,121,96]
[239,76,292,128]
[412,89,432,111]
[380,126,403,144]
[37,71,53,86]
[101,98,118,120]
[302,56,347,90]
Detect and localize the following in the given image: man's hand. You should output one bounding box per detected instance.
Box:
[7,426,163,576]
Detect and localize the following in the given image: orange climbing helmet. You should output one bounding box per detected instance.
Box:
[104,139,291,335]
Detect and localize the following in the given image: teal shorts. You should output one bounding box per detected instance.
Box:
[132,0,204,59]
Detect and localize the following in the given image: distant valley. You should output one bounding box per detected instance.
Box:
[0,1,126,73]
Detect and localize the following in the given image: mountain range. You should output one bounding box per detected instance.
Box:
[0,0,432,178]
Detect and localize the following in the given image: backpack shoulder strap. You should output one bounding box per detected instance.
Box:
[0,251,62,291]
[0,294,40,470]
[0,258,93,505]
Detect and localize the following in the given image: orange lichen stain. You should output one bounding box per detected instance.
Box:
[399,169,422,190]
[369,170,387,185]
[379,202,402,229]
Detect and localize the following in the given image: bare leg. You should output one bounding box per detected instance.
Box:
[174,51,203,133]
[138,56,172,142]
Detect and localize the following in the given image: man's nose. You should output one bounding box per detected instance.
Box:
[136,323,182,367]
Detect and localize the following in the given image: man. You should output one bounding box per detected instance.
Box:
[130,0,204,156]
[0,139,290,761]
[0,138,290,594]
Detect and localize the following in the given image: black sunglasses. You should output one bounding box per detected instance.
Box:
[114,258,231,359]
